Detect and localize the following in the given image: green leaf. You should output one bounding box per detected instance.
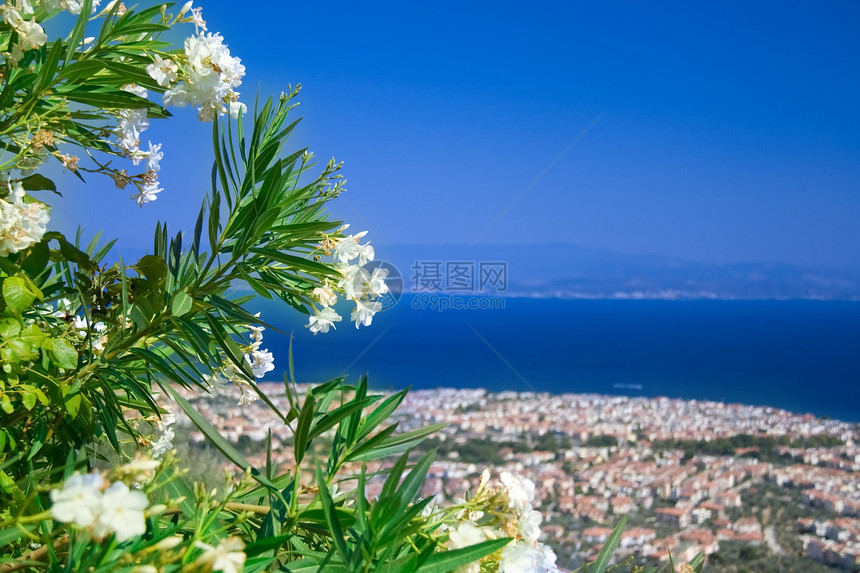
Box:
[0,317,21,339]
[166,386,280,493]
[0,524,31,548]
[35,39,64,92]
[171,290,193,317]
[19,240,50,277]
[294,393,315,464]
[2,276,39,314]
[591,515,627,573]
[347,423,446,462]
[316,468,349,565]
[136,254,168,287]
[43,337,78,369]
[21,388,36,410]
[395,450,435,508]
[65,394,82,419]
[19,173,56,192]
[59,86,159,109]
[687,552,706,572]
[416,538,512,573]
[249,248,339,277]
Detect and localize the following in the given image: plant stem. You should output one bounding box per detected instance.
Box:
[0,534,69,573]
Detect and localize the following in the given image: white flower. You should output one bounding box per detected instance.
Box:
[0,181,49,257]
[0,4,24,28]
[237,384,257,406]
[222,363,247,383]
[357,242,374,266]
[92,334,108,353]
[116,110,149,158]
[145,141,163,173]
[162,32,244,122]
[163,81,190,108]
[307,306,342,335]
[93,481,148,542]
[518,509,543,543]
[50,472,104,527]
[194,537,246,573]
[332,231,368,264]
[146,56,178,87]
[245,348,274,378]
[115,85,150,159]
[42,0,97,14]
[367,267,389,298]
[448,521,487,550]
[500,472,535,513]
[151,413,175,459]
[16,19,47,51]
[339,264,370,301]
[130,180,162,206]
[351,299,381,329]
[498,541,559,573]
[312,283,337,307]
[116,455,161,483]
[228,100,246,119]
[123,84,148,98]
[246,319,265,344]
[204,371,228,392]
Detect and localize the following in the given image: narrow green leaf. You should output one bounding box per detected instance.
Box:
[294,394,316,464]
[416,538,512,573]
[166,386,279,492]
[347,423,446,463]
[395,449,436,507]
[316,468,349,564]
[591,515,628,573]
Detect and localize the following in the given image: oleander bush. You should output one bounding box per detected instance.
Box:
[0,2,704,572]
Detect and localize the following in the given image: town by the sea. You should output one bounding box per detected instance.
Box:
[255,297,860,424]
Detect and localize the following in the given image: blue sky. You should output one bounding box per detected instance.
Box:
[52,1,860,266]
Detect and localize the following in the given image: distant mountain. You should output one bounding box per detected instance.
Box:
[380,243,860,300]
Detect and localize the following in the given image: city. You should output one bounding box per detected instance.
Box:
[170,384,860,571]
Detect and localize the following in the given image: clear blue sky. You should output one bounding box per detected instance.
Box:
[51,0,860,266]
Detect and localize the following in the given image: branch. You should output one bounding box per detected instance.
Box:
[0,535,68,573]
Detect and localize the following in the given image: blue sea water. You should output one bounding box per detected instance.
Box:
[256,297,860,423]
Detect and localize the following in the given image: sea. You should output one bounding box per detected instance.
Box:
[253,297,860,423]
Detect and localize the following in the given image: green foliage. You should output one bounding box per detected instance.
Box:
[585,435,619,448]
[651,433,842,464]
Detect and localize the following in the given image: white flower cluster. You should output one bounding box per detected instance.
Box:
[445,471,560,573]
[147,5,246,123]
[113,85,164,206]
[307,227,389,334]
[151,413,175,458]
[0,180,49,257]
[0,1,103,66]
[41,0,102,15]
[204,316,273,405]
[0,1,47,66]
[50,471,148,542]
